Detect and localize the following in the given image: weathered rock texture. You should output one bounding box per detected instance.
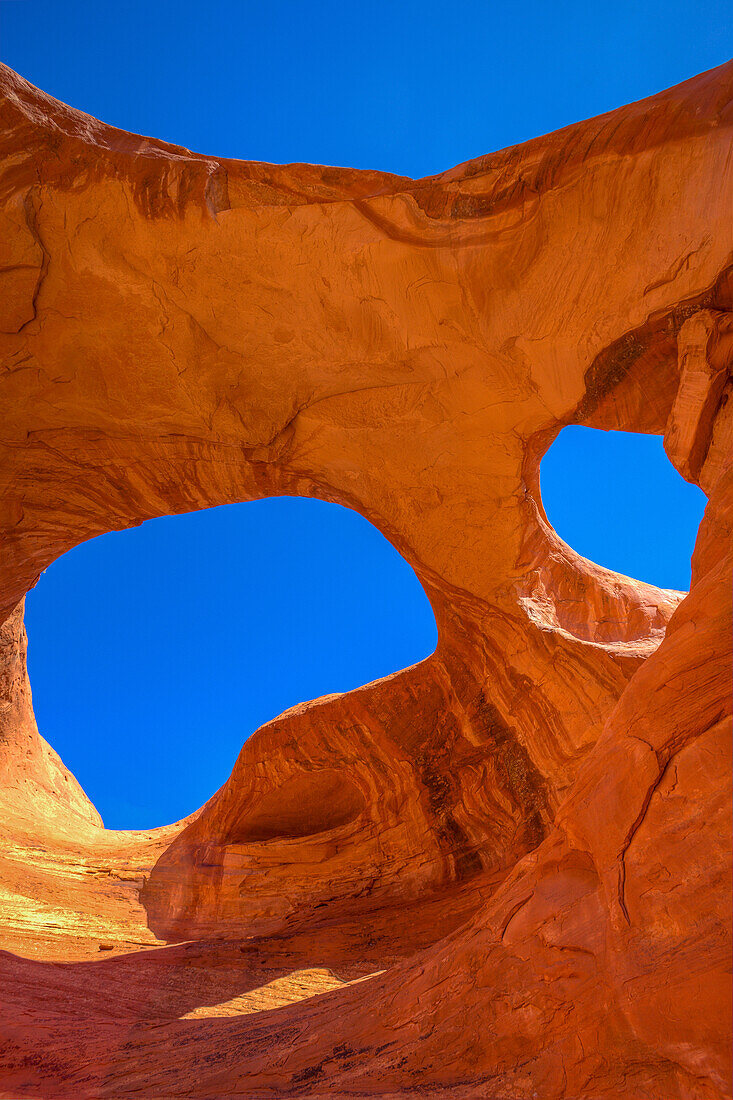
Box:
[0,60,731,1098]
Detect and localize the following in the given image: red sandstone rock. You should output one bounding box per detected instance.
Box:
[0,60,731,1098]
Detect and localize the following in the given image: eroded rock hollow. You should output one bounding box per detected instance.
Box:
[0,60,731,1098]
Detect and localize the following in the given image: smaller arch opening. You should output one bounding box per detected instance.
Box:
[540,426,707,591]
[232,770,365,843]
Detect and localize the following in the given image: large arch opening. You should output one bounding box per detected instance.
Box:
[540,426,707,591]
[24,498,437,831]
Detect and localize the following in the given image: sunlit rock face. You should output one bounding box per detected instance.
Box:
[0,58,731,1099]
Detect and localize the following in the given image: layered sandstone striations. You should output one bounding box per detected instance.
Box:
[0,60,731,1098]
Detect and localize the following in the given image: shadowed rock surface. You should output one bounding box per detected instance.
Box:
[0,59,731,1098]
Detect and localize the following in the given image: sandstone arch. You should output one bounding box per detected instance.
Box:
[0,60,731,1098]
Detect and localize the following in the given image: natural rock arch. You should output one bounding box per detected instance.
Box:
[0,60,731,1099]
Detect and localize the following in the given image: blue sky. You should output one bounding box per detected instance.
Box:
[2,0,730,177]
[24,501,438,829]
[3,1,717,828]
[541,428,705,592]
